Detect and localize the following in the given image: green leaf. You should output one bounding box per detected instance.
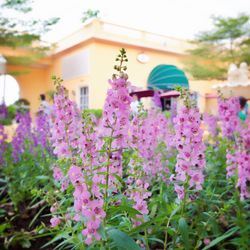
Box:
[112,173,126,187]
[29,205,47,228]
[179,218,190,250]
[0,223,11,233]
[20,239,31,248]
[42,232,69,248]
[36,175,50,180]
[202,227,239,250]
[107,228,142,250]
[108,204,141,218]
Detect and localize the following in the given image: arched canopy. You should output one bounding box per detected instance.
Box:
[147,64,189,90]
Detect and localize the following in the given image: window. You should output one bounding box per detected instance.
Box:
[62,49,89,80]
[80,86,89,110]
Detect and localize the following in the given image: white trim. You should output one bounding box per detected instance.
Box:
[77,85,89,110]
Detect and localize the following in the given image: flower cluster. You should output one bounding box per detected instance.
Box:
[133,109,169,179]
[127,178,151,226]
[98,75,132,191]
[170,99,178,122]
[236,151,250,200]
[239,121,250,150]
[173,105,206,199]
[203,113,218,137]
[218,97,240,138]
[226,115,250,200]
[100,76,131,147]
[12,112,33,162]
[127,108,171,225]
[226,150,250,200]
[34,110,51,150]
[50,56,133,244]
[68,165,105,245]
[0,103,8,120]
[51,85,85,158]
[50,84,105,245]
[0,124,7,164]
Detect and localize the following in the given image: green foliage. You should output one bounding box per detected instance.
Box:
[1,127,250,249]
[1,78,250,249]
[81,9,100,23]
[0,0,59,69]
[185,13,250,80]
[82,109,103,119]
[2,0,32,13]
[0,104,16,125]
[2,144,55,207]
[107,228,142,250]
[197,15,250,43]
[184,60,226,80]
[202,227,239,250]
[0,136,57,249]
[14,98,30,113]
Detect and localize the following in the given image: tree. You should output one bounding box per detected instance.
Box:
[0,0,59,67]
[184,14,250,80]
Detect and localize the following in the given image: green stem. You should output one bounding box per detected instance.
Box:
[181,178,189,218]
[144,229,150,250]
[104,128,115,214]
[234,188,248,248]
[163,218,170,250]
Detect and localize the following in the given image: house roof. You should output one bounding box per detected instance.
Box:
[52,19,193,55]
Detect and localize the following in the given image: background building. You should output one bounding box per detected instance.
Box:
[1,19,219,116]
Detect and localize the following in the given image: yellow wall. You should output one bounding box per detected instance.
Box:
[189,80,218,114]
[45,41,95,105]
[7,65,50,117]
[88,40,186,109]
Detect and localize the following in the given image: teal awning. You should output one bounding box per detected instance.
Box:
[147,64,189,90]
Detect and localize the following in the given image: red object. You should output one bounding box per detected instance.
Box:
[130,90,154,99]
[160,91,180,98]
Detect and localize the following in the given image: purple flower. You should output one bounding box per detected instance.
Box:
[173,105,206,198]
[34,111,51,150]
[0,124,7,164]
[203,113,218,137]
[0,103,8,120]
[218,97,240,138]
[12,112,33,162]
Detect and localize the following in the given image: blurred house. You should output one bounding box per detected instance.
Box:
[1,19,219,116]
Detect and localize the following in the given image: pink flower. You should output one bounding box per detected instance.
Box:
[50,217,61,227]
[68,165,84,185]
[218,97,240,138]
[53,166,64,181]
[173,105,206,198]
[203,238,211,245]
[61,178,69,192]
[82,227,101,245]
[203,113,218,137]
[50,202,59,213]
[174,184,185,200]
[53,141,71,158]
